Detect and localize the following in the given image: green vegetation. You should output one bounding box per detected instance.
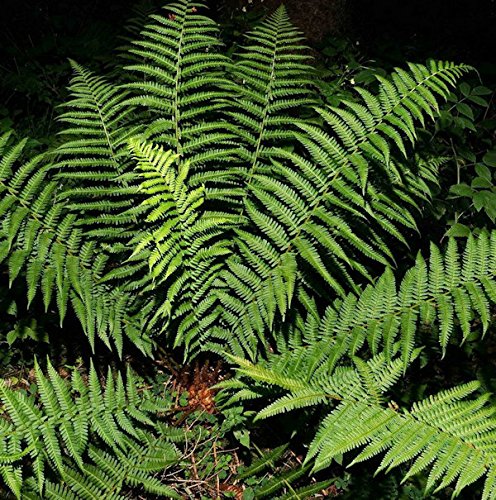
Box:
[0,0,495,498]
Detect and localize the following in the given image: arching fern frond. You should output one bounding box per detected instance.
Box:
[281,230,496,373]
[220,5,317,208]
[53,61,142,240]
[124,0,240,178]
[261,61,473,275]
[311,379,496,498]
[111,139,235,354]
[223,352,496,498]
[0,359,181,499]
[199,61,472,360]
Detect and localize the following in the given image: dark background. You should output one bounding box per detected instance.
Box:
[1,0,494,60]
[0,0,495,135]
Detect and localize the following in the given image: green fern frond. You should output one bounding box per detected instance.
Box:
[315,381,496,498]
[0,359,180,499]
[124,0,238,174]
[201,61,471,360]
[228,352,496,498]
[115,139,235,354]
[223,5,317,204]
[53,61,142,238]
[315,230,495,371]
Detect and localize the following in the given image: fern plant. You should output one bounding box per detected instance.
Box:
[0,2,473,359]
[0,0,493,497]
[0,359,182,499]
[218,230,496,497]
[222,351,496,498]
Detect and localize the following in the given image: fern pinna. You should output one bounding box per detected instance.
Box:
[0,0,494,498]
